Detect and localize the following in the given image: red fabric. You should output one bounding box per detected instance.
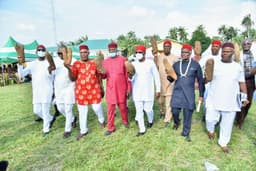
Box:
[182,44,192,51]
[71,60,102,105]
[107,103,128,131]
[102,55,131,104]
[135,45,146,52]
[212,40,222,46]
[163,40,172,46]
[37,45,46,50]
[79,45,89,51]
[108,42,118,48]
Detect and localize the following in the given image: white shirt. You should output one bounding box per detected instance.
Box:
[206,60,245,112]
[18,59,54,104]
[131,59,160,101]
[53,57,76,104]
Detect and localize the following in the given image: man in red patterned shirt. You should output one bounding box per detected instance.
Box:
[65,45,105,140]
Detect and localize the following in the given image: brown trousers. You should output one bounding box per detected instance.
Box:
[236,79,255,128]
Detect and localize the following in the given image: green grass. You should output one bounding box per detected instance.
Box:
[0,83,256,171]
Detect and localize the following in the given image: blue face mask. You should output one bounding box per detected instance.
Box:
[109,52,117,58]
[38,51,46,57]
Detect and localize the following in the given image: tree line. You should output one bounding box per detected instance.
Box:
[58,14,255,57]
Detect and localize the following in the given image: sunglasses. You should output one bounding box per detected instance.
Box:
[57,52,63,55]
[37,49,45,52]
[135,51,143,54]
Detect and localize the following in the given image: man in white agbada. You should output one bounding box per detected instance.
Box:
[18,45,56,136]
[53,46,76,138]
[205,42,248,153]
[199,40,222,121]
[130,45,160,137]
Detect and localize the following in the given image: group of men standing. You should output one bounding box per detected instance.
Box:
[16,38,255,153]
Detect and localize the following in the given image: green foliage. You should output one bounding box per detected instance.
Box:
[1,83,256,170]
[218,25,238,41]
[166,26,188,43]
[189,25,211,53]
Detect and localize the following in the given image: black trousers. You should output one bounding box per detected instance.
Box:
[236,79,255,128]
[172,107,194,136]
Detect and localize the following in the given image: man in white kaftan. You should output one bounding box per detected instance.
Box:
[18,45,55,136]
[130,45,160,136]
[53,46,76,138]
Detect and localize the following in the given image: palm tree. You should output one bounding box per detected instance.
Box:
[241,14,254,38]
[167,27,178,41]
[178,26,188,43]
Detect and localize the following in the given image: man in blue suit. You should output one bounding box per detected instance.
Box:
[170,44,204,141]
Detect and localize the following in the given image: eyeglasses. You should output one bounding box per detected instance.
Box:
[135,51,143,54]
[37,49,45,52]
[57,52,63,55]
[181,51,190,54]
[80,51,89,54]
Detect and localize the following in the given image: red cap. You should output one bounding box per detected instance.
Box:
[163,40,172,46]
[108,42,118,49]
[37,45,46,50]
[212,40,222,46]
[181,44,192,51]
[79,45,89,51]
[222,42,234,49]
[135,45,146,52]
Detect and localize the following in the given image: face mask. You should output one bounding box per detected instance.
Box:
[38,51,46,57]
[109,52,117,58]
[135,53,143,60]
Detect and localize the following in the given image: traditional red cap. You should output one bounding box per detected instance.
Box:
[37,45,46,50]
[212,40,222,46]
[135,45,146,52]
[222,42,234,49]
[108,42,118,49]
[181,44,192,51]
[79,45,89,51]
[163,40,172,46]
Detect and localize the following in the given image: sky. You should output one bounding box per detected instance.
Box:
[0,0,255,47]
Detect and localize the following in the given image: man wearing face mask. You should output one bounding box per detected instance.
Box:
[101,42,131,136]
[154,40,178,127]
[64,45,105,140]
[17,45,56,136]
[53,46,77,138]
[170,44,204,142]
[235,39,256,129]
[130,45,160,136]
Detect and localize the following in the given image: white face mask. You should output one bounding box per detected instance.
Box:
[38,51,46,57]
[109,52,117,58]
[135,53,143,60]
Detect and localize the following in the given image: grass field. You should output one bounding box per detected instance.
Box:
[0,83,256,171]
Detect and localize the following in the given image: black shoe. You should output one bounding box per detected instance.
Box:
[186,135,191,142]
[76,132,88,141]
[124,123,130,128]
[160,114,165,119]
[104,130,115,136]
[35,117,43,122]
[0,160,8,171]
[72,116,77,128]
[49,117,56,128]
[42,132,49,137]
[147,122,153,128]
[136,132,145,137]
[165,122,170,127]
[63,132,71,138]
[173,123,179,130]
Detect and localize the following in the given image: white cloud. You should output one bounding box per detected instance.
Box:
[17,23,36,31]
[127,6,155,17]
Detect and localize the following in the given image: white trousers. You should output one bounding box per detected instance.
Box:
[77,102,104,134]
[33,103,53,133]
[134,101,154,133]
[56,103,74,132]
[206,108,236,147]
